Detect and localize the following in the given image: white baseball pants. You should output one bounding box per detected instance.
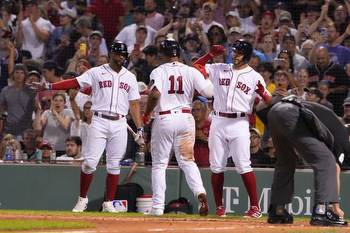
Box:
[81,115,127,175]
[151,112,206,210]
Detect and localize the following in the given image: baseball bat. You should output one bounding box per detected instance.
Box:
[127,124,137,138]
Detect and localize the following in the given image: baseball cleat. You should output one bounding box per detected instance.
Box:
[215,205,227,217]
[267,204,293,224]
[72,196,88,212]
[148,208,164,216]
[310,205,348,227]
[245,206,262,218]
[102,201,119,213]
[198,193,209,216]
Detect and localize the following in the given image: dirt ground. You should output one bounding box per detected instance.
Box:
[0,213,350,233]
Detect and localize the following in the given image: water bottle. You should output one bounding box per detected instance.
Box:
[135,151,145,166]
[4,145,13,162]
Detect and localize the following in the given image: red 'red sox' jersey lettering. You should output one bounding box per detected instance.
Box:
[99,80,112,88]
[236,81,251,94]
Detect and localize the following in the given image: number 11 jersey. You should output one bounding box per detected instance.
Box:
[150,62,211,113]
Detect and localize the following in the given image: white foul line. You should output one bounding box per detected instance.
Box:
[148,226,237,232]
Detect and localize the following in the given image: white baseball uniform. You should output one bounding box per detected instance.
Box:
[150,61,213,211]
[76,64,140,175]
[204,63,266,174]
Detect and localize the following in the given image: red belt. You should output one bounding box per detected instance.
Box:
[94,112,124,120]
[214,112,246,118]
[159,109,192,115]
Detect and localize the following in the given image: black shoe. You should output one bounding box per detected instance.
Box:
[267,204,293,224]
[310,207,348,227]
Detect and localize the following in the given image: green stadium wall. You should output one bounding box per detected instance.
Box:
[0,164,349,216]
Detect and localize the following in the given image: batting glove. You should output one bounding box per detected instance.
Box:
[255,81,272,103]
[209,45,225,57]
[143,113,151,125]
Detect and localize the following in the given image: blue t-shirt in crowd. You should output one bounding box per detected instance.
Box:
[326,45,350,67]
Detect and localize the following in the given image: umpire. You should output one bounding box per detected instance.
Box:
[257,95,348,226]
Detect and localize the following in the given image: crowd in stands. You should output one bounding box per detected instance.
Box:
[0,0,349,169]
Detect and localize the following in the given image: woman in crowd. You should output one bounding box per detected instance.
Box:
[34,93,74,156]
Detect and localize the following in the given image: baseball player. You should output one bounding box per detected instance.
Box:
[193,40,272,217]
[142,39,214,216]
[33,41,144,213]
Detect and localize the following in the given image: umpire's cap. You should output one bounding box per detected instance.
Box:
[159,39,181,57]
[232,39,253,63]
[110,40,128,57]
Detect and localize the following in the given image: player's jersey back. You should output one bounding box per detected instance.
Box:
[150,62,208,113]
[205,63,266,114]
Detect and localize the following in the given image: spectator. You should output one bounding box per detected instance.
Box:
[325,23,350,67]
[39,141,54,163]
[0,32,17,90]
[255,10,275,47]
[88,30,107,64]
[235,0,259,35]
[300,39,315,61]
[307,46,349,116]
[75,16,108,56]
[290,68,309,99]
[275,49,294,73]
[199,2,224,33]
[181,34,203,65]
[276,11,297,37]
[273,70,291,96]
[38,61,62,110]
[260,34,277,62]
[34,93,74,156]
[0,133,21,161]
[207,25,226,46]
[115,6,156,50]
[0,64,36,138]
[305,87,333,110]
[225,11,240,29]
[56,136,83,161]
[89,0,124,45]
[21,129,41,162]
[16,0,54,60]
[47,8,75,58]
[121,0,134,27]
[192,100,210,168]
[141,45,159,84]
[280,34,309,72]
[342,97,350,125]
[242,31,268,63]
[249,127,274,166]
[70,90,92,156]
[26,70,41,85]
[318,80,334,110]
[333,5,348,34]
[0,5,17,37]
[144,0,164,31]
[128,25,148,53]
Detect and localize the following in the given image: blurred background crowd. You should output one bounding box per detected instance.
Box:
[0,0,349,169]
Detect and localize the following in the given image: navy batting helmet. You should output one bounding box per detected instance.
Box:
[232,40,253,63]
[159,39,181,57]
[110,40,128,56]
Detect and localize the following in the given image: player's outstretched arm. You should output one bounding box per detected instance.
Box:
[31,78,80,91]
[193,45,225,77]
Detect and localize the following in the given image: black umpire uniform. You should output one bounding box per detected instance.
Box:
[257,95,349,226]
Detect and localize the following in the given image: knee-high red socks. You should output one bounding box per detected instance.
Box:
[241,171,258,207]
[80,171,93,198]
[211,172,224,207]
[105,173,119,201]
